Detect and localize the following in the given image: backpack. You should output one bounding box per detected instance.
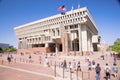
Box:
[96,66,101,73]
[113,66,118,72]
[106,67,110,73]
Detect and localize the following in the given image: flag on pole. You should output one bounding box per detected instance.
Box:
[78,4,80,9]
[71,6,74,11]
[58,5,66,11]
[58,5,66,15]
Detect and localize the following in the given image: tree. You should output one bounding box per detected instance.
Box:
[111,39,120,54]
[0,48,17,52]
[0,47,2,53]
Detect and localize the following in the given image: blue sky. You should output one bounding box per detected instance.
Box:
[0,0,120,48]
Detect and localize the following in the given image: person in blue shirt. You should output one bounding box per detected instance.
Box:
[112,63,118,77]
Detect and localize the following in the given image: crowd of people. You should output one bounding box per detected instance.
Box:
[95,53,119,80]
[0,51,119,80]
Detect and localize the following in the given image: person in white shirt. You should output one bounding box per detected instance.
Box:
[104,63,111,80]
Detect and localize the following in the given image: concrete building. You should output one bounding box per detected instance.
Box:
[0,43,10,48]
[14,7,100,55]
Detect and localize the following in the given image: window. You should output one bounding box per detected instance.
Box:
[65,26,68,30]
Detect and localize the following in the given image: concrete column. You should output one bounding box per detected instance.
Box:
[30,44,32,48]
[45,43,48,47]
[22,38,25,49]
[27,44,30,48]
[18,41,20,49]
[70,32,73,51]
[27,43,29,48]
[55,28,57,36]
[81,26,88,52]
[24,39,27,49]
[66,33,68,55]
[88,37,90,51]
[21,40,23,49]
[61,36,65,53]
[78,24,82,52]
[90,39,93,51]
[55,42,58,53]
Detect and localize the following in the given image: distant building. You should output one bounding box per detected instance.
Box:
[0,43,10,48]
[14,7,100,55]
[99,40,109,52]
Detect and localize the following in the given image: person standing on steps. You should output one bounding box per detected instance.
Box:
[112,63,118,77]
[95,63,101,80]
[104,63,111,80]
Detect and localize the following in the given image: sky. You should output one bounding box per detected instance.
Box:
[0,0,120,48]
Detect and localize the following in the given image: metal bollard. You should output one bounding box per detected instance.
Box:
[76,68,78,80]
[20,58,21,62]
[50,60,52,66]
[54,61,56,77]
[26,60,27,63]
[2,59,3,64]
[88,72,90,80]
[63,67,65,78]
[82,72,83,80]
[23,58,24,62]
[14,58,16,63]
[70,69,72,80]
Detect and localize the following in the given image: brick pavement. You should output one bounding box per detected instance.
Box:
[0,51,120,80]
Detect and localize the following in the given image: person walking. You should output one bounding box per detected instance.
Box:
[95,63,101,80]
[63,60,67,70]
[92,60,96,69]
[104,63,111,80]
[29,54,32,63]
[67,61,72,72]
[39,56,42,64]
[77,61,81,71]
[112,63,118,77]
[88,60,92,70]
[7,55,11,64]
[113,55,117,64]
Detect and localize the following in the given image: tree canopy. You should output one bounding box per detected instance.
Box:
[111,38,120,54]
[0,47,17,53]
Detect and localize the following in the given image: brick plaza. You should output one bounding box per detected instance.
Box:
[0,51,120,80]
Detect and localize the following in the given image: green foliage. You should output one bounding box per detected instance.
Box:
[111,39,120,54]
[0,48,17,52]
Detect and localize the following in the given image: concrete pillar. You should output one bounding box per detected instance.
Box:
[22,39,25,49]
[78,24,82,52]
[21,40,23,49]
[45,43,48,47]
[18,41,21,49]
[66,33,68,55]
[24,40,26,49]
[81,26,88,52]
[28,44,31,48]
[55,28,57,36]
[61,37,65,53]
[71,40,73,51]
[88,37,90,51]
[55,42,58,53]
[90,40,93,51]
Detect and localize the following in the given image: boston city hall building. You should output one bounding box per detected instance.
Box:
[14,7,100,55]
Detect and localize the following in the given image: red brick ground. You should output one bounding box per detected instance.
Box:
[0,52,120,80]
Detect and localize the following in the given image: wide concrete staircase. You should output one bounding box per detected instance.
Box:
[51,66,82,80]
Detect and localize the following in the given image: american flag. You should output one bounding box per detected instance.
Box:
[58,5,66,11]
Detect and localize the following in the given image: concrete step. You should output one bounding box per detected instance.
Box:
[51,66,82,80]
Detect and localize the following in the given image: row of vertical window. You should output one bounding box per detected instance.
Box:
[17,11,86,41]
[16,11,86,34]
[27,36,51,43]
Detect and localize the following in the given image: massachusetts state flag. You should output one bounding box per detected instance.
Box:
[58,5,66,11]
